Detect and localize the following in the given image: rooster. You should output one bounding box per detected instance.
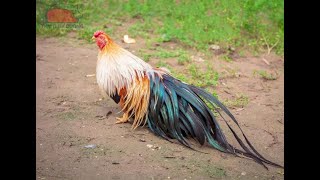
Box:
[92,30,283,169]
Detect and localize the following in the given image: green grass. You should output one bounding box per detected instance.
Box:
[223,94,249,108]
[56,111,77,121]
[222,54,232,62]
[36,0,284,55]
[139,47,191,64]
[156,59,168,68]
[155,48,180,58]
[187,159,226,178]
[253,70,278,80]
[204,166,226,178]
[177,50,191,65]
[155,59,174,73]
[187,63,219,88]
[173,73,188,83]
[220,67,241,79]
[167,62,220,100]
[128,21,151,38]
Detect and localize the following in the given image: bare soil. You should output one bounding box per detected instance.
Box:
[36,34,284,180]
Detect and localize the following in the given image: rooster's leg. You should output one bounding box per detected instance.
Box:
[116,113,129,124]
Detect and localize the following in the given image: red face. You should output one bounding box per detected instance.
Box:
[92,30,107,50]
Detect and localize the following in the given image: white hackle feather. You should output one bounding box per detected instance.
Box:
[96,47,152,97]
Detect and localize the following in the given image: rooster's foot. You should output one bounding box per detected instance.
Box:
[115,114,129,124]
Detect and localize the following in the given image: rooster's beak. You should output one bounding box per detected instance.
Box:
[91,36,95,41]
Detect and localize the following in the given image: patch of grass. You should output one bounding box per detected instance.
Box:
[158,33,173,43]
[138,50,152,62]
[145,38,157,50]
[155,60,174,74]
[36,0,284,55]
[123,0,283,54]
[223,94,249,108]
[142,54,152,62]
[81,145,109,157]
[188,64,198,77]
[154,48,187,59]
[187,64,219,88]
[203,166,226,178]
[54,101,88,121]
[150,48,191,64]
[221,67,240,79]
[172,72,188,83]
[156,60,168,68]
[254,70,278,80]
[238,50,246,57]
[172,64,220,113]
[177,50,191,65]
[187,159,226,178]
[128,21,152,38]
[57,111,77,121]
[155,49,179,59]
[211,90,219,99]
[222,54,232,62]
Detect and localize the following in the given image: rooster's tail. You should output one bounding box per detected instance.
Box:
[146,72,283,169]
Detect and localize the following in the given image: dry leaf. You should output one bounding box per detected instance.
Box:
[123,35,136,44]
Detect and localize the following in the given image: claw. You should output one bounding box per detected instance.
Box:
[115,114,129,124]
[115,117,128,124]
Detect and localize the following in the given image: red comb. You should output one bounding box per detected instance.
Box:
[93,30,104,38]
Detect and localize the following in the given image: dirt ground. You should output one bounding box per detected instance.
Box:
[36,34,284,179]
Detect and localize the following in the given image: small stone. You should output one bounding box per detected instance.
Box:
[241,172,246,176]
[147,144,153,148]
[209,44,220,50]
[220,154,227,159]
[84,144,96,149]
[197,57,204,62]
[229,47,235,51]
